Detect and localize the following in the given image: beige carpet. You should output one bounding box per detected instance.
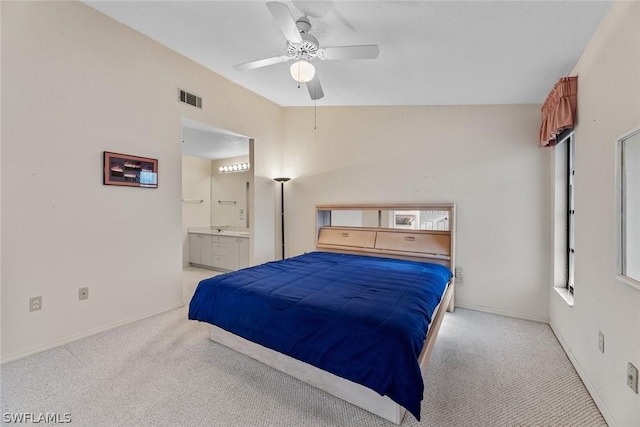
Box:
[1,303,605,426]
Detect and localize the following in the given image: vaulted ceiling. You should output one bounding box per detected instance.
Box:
[84,1,613,108]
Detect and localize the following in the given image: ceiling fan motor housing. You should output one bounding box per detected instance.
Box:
[287,32,319,59]
[232,2,378,100]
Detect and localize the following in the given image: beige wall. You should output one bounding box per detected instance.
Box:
[5,5,636,424]
[549,2,640,426]
[182,156,212,267]
[281,105,550,322]
[1,1,282,362]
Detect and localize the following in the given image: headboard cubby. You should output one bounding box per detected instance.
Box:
[315,203,456,271]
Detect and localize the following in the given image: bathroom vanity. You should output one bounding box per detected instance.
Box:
[188,228,250,271]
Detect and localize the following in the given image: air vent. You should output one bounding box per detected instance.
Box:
[179,89,202,109]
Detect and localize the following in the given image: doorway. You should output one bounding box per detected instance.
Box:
[180,119,253,293]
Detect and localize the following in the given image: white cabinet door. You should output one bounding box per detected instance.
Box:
[223,237,249,271]
[188,234,202,265]
[226,237,240,271]
[189,233,212,267]
[238,237,249,269]
[199,235,212,267]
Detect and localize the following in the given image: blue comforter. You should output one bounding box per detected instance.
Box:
[188,251,451,420]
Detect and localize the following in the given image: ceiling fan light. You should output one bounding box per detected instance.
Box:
[290,59,315,83]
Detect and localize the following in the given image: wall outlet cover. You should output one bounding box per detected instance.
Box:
[29,296,42,312]
[628,363,639,393]
[598,331,605,353]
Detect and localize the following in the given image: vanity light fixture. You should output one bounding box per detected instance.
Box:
[219,162,250,173]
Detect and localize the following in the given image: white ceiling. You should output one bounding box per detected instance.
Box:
[87,1,613,159]
[84,0,613,108]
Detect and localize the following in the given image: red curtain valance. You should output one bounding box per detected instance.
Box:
[539,76,578,147]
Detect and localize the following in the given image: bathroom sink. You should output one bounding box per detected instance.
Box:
[214,230,249,237]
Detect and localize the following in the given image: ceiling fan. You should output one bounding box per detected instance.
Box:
[233,1,380,100]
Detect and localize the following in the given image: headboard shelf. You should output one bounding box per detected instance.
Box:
[315,203,456,270]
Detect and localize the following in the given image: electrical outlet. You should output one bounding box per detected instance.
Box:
[454,267,463,283]
[79,287,89,301]
[29,296,42,312]
[598,331,605,353]
[628,363,639,393]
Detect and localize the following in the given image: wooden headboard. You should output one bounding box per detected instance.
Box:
[315,203,456,271]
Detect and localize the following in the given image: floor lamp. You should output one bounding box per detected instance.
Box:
[273,177,291,259]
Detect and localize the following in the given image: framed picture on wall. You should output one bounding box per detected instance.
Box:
[103,151,158,188]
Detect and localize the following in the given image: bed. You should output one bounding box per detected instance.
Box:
[189,203,456,424]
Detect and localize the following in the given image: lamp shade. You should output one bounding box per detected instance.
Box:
[290,59,315,83]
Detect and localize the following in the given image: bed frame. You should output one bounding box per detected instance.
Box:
[209,203,456,424]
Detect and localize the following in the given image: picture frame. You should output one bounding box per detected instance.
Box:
[103,151,158,188]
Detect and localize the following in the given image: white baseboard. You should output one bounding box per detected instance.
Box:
[455,302,549,323]
[1,302,185,365]
[548,322,617,427]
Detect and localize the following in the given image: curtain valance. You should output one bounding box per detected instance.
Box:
[539,76,578,147]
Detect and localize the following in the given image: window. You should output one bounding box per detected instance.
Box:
[325,209,450,231]
[553,131,575,299]
[566,132,576,295]
[617,126,640,290]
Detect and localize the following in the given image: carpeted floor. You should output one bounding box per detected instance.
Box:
[1,298,605,426]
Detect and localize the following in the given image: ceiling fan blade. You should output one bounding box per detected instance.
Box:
[306,74,324,100]
[233,55,292,71]
[266,2,303,44]
[318,45,380,60]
